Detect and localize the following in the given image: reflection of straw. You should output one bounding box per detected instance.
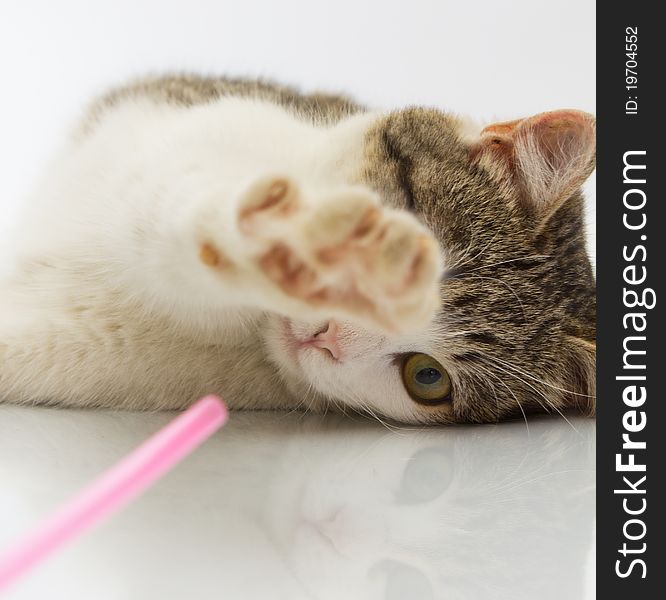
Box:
[0,395,228,592]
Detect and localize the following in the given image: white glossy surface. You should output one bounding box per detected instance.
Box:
[0,408,594,599]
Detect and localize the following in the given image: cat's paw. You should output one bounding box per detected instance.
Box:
[237,175,442,333]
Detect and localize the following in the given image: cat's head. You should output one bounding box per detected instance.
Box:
[266,108,596,425]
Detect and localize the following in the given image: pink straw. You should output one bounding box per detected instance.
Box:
[0,395,228,592]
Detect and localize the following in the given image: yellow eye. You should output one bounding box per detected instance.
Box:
[401,353,452,405]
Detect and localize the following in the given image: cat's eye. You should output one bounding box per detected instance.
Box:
[401,353,452,405]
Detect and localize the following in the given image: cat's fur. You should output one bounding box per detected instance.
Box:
[0,74,596,424]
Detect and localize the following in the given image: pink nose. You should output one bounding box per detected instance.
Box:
[303,320,342,360]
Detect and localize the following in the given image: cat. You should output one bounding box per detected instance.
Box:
[0,74,596,425]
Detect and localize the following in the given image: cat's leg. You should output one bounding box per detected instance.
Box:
[191,175,443,333]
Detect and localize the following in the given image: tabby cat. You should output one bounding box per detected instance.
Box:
[0,75,596,424]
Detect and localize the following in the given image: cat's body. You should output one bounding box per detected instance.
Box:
[0,75,596,424]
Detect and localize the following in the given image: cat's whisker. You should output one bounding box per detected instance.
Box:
[330,394,353,419]
[483,466,549,500]
[478,368,502,423]
[349,394,400,433]
[479,435,552,498]
[474,352,552,414]
[490,364,559,420]
[363,408,403,434]
[485,468,594,500]
[477,355,581,435]
[472,362,530,436]
[349,392,419,434]
[461,362,501,423]
[492,355,596,399]
[299,379,321,418]
[428,329,484,347]
[476,366,502,424]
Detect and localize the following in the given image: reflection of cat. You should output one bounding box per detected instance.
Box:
[0,409,594,600]
[260,416,595,599]
[0,75,595,424]
[0,407,595,600]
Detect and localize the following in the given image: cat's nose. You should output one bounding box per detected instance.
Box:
[310,320,342,361]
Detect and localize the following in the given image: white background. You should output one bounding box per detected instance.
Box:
[0,0,595,260]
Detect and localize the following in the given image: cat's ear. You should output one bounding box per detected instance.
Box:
[471,110,595,222]
[562,336,596,416]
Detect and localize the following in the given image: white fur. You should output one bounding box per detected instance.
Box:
[0,97,446,422]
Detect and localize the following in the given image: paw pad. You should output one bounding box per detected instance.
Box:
[238,177,298,231]
[237,177,442,332]
[199,242,232,270]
